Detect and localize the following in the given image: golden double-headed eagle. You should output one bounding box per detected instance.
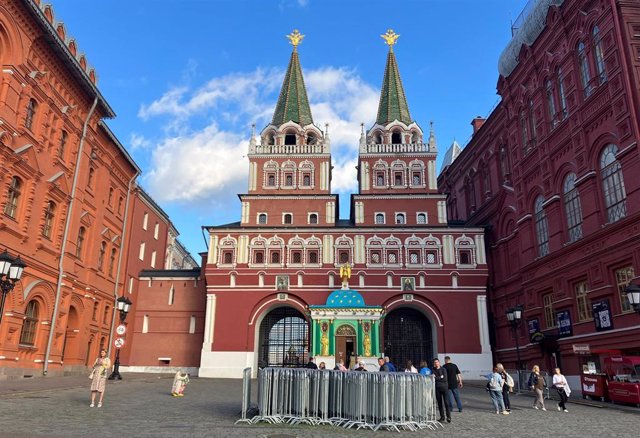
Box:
[287,29,305,50]
[381,29,400,49]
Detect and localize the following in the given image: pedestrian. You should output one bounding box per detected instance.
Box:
[433,358,451,423]
[384,356,396,372]
[404,360,418,373]
[171,370,190,397]
[443,356,463,412]
[485,366,509,415]
[378,357,389,372]
[334,359,348,371]
[527,364,547,411]
[419,360,432,376]
[305,357,318,369]
[318,362,326,370]
[552,367,570,412]
[89,349,111,408]
[354,361,368,371]
[496,363,514,412]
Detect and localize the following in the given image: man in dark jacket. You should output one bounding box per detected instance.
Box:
[378,357,389,372]
[305,357,318,369]
[433,358,451,423]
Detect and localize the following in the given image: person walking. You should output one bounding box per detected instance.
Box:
[433,358,451,423]
[89,349,111,408]
[528,365,547,411]
[485,366,509,415]
[552,367,570,412]
[419,360,432,376]
[496,363,514,412]
[443,356,463,412]
[404,360,418,373]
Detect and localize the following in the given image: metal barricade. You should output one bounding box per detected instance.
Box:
[244,368,438,431]
[235,367,254,424]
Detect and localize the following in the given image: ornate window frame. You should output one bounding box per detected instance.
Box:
[217,235,237,268]
[333,235,353,267]
[454,235,477,268]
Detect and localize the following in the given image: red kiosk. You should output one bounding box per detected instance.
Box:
[604,356,640,407]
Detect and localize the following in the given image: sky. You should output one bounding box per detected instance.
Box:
[50,0,529,259]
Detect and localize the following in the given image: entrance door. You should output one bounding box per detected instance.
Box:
[334,324,357,368]
[383,308,433,370]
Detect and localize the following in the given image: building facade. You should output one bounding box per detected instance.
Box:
[0,0,140,378]
[438,0,640,383]
[200,31,492,379]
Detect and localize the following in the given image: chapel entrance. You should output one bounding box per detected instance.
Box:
[334,324,356,369]
[258,307,309,368]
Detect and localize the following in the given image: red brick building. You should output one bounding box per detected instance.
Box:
[199,31,492,378]
[438,0,640,385]
[0,0,140,378]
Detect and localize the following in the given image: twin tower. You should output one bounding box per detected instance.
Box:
[241,29,446,229]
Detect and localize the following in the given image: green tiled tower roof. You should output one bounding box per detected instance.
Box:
[271,48,313,127]
[376,46,412,126]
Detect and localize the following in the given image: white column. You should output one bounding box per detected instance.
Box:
[477,295,490,353]
[475,234,486,264]
[203,294,217,349]
[428,161,437,189]
[437,201,447,224]
[208,235,219,264]
[443,235,454,264]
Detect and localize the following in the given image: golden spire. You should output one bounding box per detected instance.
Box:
[287,29,305,51]
[381,29,400,51]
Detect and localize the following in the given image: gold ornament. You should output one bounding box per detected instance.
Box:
[287,29,305,51]
[381,29,400,50]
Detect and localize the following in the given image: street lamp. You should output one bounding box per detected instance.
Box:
[506,305,524,371]
[108,295,132,380]
[0,250,26,325]
[626,283,640,314]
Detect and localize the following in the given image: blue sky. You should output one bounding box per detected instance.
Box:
[51,0,528,259]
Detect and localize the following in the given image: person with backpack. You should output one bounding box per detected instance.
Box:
[496,363,514,412]
[527,364,547,410]
[484,366,509,415]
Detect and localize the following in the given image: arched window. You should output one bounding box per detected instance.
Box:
[600,144,627,223]
[59,130,68,158]
[25,99,37,130]
[306,132,317,145]
[4,176,22,218]
[546,79,557,127]
[267,133,275,145]
[309,213,318,224]
[395,213,406,224]
[519,110,529,151]
[308,251,318,264]
[271,251,281,264]
[108,248,117,277]
[254,251,264,264]
[391,130,402,144]
[302,174,311,186]
[19,300,39,345]
[417,213,427,224]
[118,196,124,214]
[563,173,583,242]
[108,188,114,206]
[592,26,606,83]
[375,213,385,224]
[87,167,95,190]
[376,172,385,186]
[284,131,296,145]
[411,131,420,143]
[258,213,267,224]
[283,213,292,224]
[528,99,537,144]
[375,133,383,144]
[76,226,86,259]
[223,252,233,264]
[578,42,593,97]
[534,195,549,257]
[500,145,511,182]
[557,68,568,119]
[98,241,107,271]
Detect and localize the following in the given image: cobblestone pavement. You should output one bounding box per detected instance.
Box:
[0,375,638,437]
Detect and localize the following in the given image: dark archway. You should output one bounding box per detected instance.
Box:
[383,307,433,370]
[258,307,309,368]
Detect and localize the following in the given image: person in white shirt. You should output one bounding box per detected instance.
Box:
[552,367,571,412]
[404,360,418,373]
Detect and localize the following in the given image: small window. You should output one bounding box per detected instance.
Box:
[285,174,293,186]
[338,251,349,264]
[306,133,317,145]
[108,188,114,207]
[376,172,385,187]
[4,176,22,218]
[391,131,402,144]
[87,167,95,190]
[103,305,110,324]
[92,301,99,321]
[42,201,56,239]
[76,227,86,259]
[459,250,471,265]
[426,251,437,264]
[543,294,554,329]
[108,248,117,277]
[394,172,403,186]
[267,174,276,187]
[118,196,124,214]
[283,214,292,224]
[417,213,427,224]
[308,251,318,264]
[412,172,421,185]
[271,251,281,264]
[169,286,175,305]
[59,130,68,158]
[98,241,107,271]
[284,132,296,145]
[375,213,385,224]
[223,252,233,264]
[258,213,267,224]
[575,281,590,322]
[25,99,37,131]
[142,212,149,230]
[139,242,145,261]
[388,252,398,264]
[302,174,311,186]
[409,251,420,264]
[292,251,302,264]
[254,251,264,264]
[267,133,275,145]
[150,250,156,268]
[154,223,159,240]
[19,300,39,345]
[395,213,406,224]
[371,251,381,264]
[309,213,318,224]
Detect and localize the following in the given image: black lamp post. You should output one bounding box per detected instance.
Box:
[108,295,132,380]
[626,283,640,314]
[506,305,524,371]
[0,250,26,325]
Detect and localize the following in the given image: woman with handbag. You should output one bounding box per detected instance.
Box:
[527,364,547,411]
[89,349,111,408]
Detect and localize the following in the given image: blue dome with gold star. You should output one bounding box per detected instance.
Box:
[325,289,365,308]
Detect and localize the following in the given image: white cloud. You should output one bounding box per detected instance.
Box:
[129,133,151,151]
[138,64,380,206]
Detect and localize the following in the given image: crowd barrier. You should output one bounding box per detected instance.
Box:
[237,367,439,431]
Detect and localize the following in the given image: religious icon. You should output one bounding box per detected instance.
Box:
[320,322,329,356]
[363,333,372,357]
[339,262,351,289]
[276,275,289,291]
[401,277,415,291]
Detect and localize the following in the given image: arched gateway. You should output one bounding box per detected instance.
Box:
[258,307,309,368]
[383,308,433,369]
